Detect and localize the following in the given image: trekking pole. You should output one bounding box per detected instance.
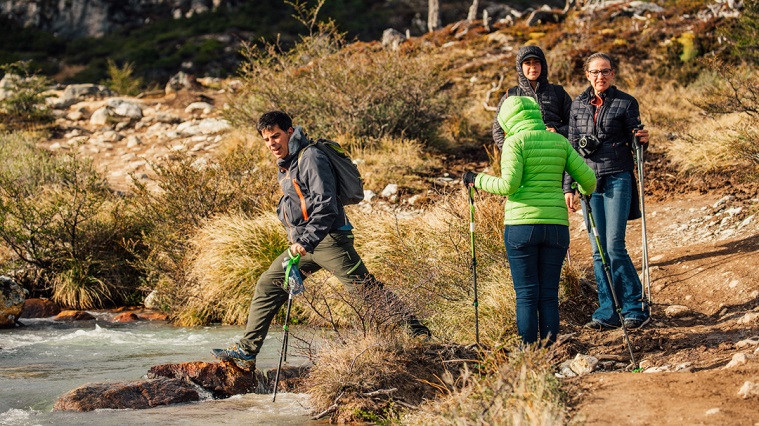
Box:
[273,252,303,402]
[580,193,637,368]
[632,124,652,309]
[468,186,480,346]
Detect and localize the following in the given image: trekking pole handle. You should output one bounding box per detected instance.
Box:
[632,124,645,148]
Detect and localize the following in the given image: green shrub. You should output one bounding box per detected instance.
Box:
[130,138,280,319]
[0,61,53,127]
[0,132,143,308]
[103,58,143,96]
[226,20,453,144]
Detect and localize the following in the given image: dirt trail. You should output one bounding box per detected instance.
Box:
[562,186,759,424]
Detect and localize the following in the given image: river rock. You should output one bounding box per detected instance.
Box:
[147,361,256,398]
[0,276,25,327]
[53,378,199,411]
[20,298,61,318]
[113,312,140,322]
[53,310,95,321]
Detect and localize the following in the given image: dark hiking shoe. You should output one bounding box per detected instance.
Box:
[623,317,650,330]
[583,319,619,330]
[211,344,256,370]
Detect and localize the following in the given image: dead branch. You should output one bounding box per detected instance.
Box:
[362,388,398,397]
[483,74,505,111]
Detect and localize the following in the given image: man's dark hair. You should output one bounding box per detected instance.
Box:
[257,111,293,135]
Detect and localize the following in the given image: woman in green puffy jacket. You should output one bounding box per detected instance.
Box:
[464,96,596,345]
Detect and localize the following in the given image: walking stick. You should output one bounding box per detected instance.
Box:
[581,194,637,369]
[632,124,652,309]
[273,252,302,402]
[468,187,480,346]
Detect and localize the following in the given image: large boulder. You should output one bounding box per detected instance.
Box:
[53,378,199,411]
[147,361,257,398]
[0,276,25,327]
[20,298,61,318]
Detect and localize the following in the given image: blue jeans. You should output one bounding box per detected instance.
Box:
[582,172,648,325]
[505,224,569,345]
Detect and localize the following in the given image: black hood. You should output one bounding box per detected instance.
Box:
[515,45,549,94]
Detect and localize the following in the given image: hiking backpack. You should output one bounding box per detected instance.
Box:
[299,139,364,205]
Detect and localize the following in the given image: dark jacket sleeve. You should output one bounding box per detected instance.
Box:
[492,92,509,149]
[555,86,573,138]
[563,100,580,193]
[296,148,339,252]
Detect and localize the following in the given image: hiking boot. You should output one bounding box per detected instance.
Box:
[583,319,619,330]
[623,317,650,330]
[211,343,256,370]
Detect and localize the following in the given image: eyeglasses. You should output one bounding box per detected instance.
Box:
[587,68,613,77]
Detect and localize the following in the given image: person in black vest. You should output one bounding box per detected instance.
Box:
[492,45,572,149]
[563,52,651,331]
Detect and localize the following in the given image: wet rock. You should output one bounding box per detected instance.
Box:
[53,310,95,321]
[0,276,25,327]
[147,361,257,398]
[53,378,199,411]
[113,312,140,322]
[738,381,759,399]
[20,298,61,318]
[264,365,311,393]
[664,305,692,318]
[138,311,169,321]
[723,353,753,369]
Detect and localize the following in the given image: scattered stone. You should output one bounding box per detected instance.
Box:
[0,276,25,327]
[90,107,110,125]
[643,365,671,373]
[705,408,720,416]
[674,362,693,372]
[176,118,231,136]
[107,99,143,120]
[363,189,376,202]
[126,135,143,148]
[53,310,95,321]
[53,378,199,411]
[737,381,759,399]
[20,298,61,318]
[148,361,257,398]
[737,312,759,325]
[637,359,654,370]
[185,102,214,115]
[381,184,399,198]
[723,352,753,369]
[154,112,182,124]
[568,354,598,376]
[381,28,406,50]
[66,111,84,121]
[735,337,759,349]
[664,305,692,318]
[165,71,200,94]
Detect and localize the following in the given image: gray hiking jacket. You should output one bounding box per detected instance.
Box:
[492,45,573,148]
[276,126,352,252]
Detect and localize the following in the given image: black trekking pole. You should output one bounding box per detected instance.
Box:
[273,252,303,402]
[468,186,480,346]
[580,193,637,369]
[632,124,652,309]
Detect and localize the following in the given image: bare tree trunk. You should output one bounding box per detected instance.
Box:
[467,0,478,21]
[428,0,440,32]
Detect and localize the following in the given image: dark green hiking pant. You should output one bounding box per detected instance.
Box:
[239,231,415,356]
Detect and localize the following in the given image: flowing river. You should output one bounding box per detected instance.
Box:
[0,312,318,425]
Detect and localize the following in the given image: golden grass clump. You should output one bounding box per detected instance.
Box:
[174,212,289,326]
[403,346,566,425]
[667,113,749,173]
[307,332,479,423]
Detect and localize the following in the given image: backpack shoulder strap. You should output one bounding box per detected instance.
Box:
[507,86,519,97]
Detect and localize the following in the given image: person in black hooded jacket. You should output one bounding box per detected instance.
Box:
[492,45,572,149]
[563,52,651,331]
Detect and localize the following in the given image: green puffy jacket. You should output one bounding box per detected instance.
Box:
[476,96,596,226]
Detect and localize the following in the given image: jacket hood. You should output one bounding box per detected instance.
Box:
[515,45,548,93]
[280,125,310,164]
[497,96,546,137]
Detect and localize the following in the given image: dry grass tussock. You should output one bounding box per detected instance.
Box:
[307,332,480,423]
[403,347,565,425]
[348,189,518,346]
[174,212,288,326]
[667,113,752,173]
